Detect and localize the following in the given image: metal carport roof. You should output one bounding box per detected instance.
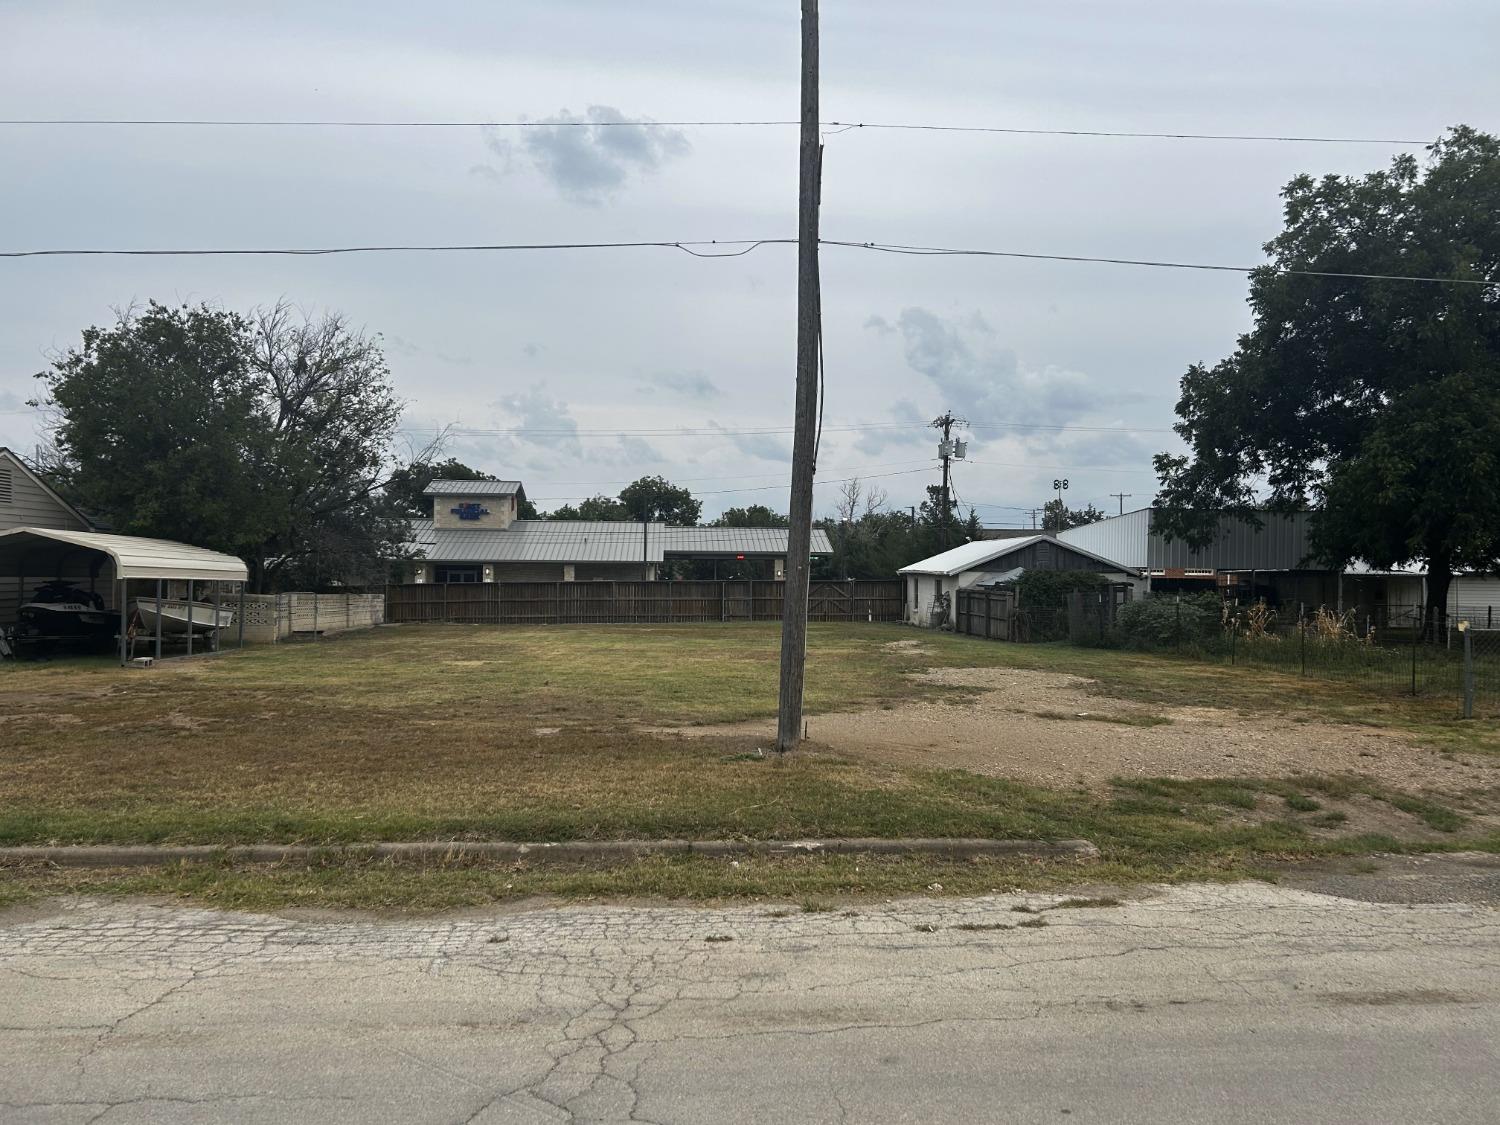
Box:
[0,528,249,582]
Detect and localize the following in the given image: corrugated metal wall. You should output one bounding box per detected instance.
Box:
[1148,510,1314,571]
[1056,509,1151,569]
[1058,508,1318,572]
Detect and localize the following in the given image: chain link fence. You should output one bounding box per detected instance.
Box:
[1067,593,1499,718]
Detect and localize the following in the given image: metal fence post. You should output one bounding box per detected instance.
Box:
[1175,597,1182,653]
[1462,626,1475,719]
[186,580,194,657]
[312,590,319,641]
[1300,615,1306,677]
[1229,618,1236,666]
[237,583,246,649]
[1410,627,1418,696]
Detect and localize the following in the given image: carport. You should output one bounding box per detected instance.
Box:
[0,527,249,664]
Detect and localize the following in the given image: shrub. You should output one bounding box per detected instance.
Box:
[1114,593,1225,650]
[1013,570,1107,608]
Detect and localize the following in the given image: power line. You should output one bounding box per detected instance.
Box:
[824,241,1497,287]
[964,459,1157,475]
[0,239,795,260]
[530,464,934,502]
[4,236,1488,287]
[0,116,1431,145]
[510,457,937,490]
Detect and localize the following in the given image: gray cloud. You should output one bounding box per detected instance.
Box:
[384,334,472,367]
[639,371,720,400]
[710,420,791,464]
[0,389,23,411]
[892,307,1097,432]
[480,106,690,206]
[493,385,581,457]
[853,396,930,456]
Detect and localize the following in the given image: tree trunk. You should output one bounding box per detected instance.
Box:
[1425,556,1453,643]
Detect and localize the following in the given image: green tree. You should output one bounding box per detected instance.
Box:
[1314,371,1500,616]
[37,301,273,560]
[1041,499,1105,535]
[385,458,496,518]
[37,300,406,590]
[1153,127,1500,633]
[619,475,702,524]
[712,504,788,528]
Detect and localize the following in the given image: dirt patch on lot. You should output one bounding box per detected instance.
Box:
[657,666,1497,795]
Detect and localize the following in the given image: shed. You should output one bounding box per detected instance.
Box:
[0,527,249,662]
[898,534,1140,627]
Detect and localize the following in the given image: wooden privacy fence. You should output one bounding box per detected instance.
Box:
[385,580,904,625]
[239,592,386,643]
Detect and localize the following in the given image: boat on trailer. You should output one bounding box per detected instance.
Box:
[132,598,236,636]
[12,581,116,654]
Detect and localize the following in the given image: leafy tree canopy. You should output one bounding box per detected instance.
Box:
[36,300,404,590]
[1042,499,1105,535]
[385,458,496,518]
[1153,126,1500,624]
[712,504,789,528]
[619,475,702,524]
[544,477,702,524]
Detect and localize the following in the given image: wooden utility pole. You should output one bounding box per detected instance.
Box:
[776,0,821,754]
[1110,492,1133,516]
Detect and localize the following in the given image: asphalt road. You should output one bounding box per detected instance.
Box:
[3,855,1499,1124]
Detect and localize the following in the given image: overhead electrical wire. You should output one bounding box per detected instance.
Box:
[399,418,1171,438]
[0,239,795,260]
[824,240,1497,287]
[3,238,1488,287]
[529,464,935,502]
[0,117,1430,145]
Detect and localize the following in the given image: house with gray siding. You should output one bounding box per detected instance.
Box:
[0,448,98,623]
[403,479,832,583]
[899,534,1140,627]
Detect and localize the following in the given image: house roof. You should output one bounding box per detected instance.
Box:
[0,527,248,582]
[431,521,666,563]
[0,447,94,530]
[898,534,1136,578]
[658,526,834,557]
[422,478,524,497]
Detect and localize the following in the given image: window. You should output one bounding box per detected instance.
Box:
[435,565,481,584]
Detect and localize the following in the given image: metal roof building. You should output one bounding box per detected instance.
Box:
[432,522,667,564]
[899,534,1139,628]
[403,476,833,583]
[900,534,1136,579]
[421,478,525,498]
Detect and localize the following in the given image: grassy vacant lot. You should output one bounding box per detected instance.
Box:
[3,623,1497,907]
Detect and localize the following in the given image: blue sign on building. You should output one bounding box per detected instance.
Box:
[451,502,490,521]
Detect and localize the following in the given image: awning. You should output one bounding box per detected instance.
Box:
[0,528,249,583]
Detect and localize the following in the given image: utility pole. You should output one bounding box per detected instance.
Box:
[1026,507,1042,530]
[776,0,821,754]
[1110,492,1132,516]
[929,411,966,549]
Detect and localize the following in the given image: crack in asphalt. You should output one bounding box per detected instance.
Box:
[3,883,1498,1123]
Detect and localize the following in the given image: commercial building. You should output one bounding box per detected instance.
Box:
[402,479,832,583]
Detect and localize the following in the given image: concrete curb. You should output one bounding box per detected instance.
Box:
[0,838,1099,869]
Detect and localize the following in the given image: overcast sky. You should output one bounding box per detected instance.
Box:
[2,1,1496,522]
